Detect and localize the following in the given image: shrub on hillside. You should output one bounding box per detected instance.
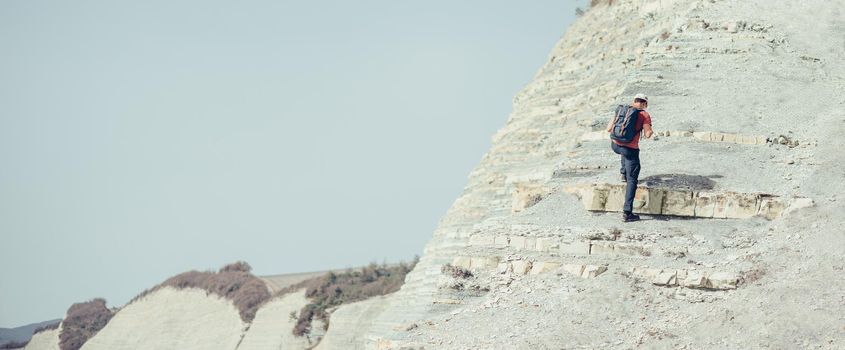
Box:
[58,299,114,350]
[231,278,271,321]
[441,263,473,279]
[219,261,252,273]
[288,257,418,337]
[33,321,61,335]
[130,261,270,322]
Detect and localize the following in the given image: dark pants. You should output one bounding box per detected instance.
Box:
[611,142,641,213]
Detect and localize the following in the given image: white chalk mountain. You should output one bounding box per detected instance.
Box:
[26,0,845,349]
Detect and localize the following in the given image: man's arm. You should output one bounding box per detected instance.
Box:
[643,123,653,139]
[605,118,615,133]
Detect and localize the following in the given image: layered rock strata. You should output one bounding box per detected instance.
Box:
[326,0,845,348]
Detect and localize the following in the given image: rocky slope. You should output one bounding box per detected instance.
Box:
[327,0,845,348]
[23,0,845,349]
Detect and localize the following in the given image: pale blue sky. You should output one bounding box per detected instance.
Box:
[0,1,584,327]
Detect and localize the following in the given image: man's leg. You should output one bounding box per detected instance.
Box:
[622,147,641,213]
[620,154,625,178]
[611,142,626,182]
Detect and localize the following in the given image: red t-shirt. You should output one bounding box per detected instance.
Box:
[612,110,652,149]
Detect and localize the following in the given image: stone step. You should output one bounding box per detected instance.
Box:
[449,255,608,279]
[448,256,742,291]
[564,182,813,220]
[552,163,611,174]
[629,266,740,290]
[467,233,653,258]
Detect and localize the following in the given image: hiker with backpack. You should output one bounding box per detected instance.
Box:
[606,93,653,222]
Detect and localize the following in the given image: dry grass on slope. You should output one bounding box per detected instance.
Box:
[130,261,271,323]
[285,258,418,337]
[58,299,114,350]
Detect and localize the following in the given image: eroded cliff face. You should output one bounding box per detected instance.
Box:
[24,0,845,349]
[322,0,845,348]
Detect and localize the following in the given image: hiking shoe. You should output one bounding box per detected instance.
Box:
[623,212,641,222]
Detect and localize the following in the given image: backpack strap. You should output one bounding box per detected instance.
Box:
[630,109,643,132]
[611,105,626,126]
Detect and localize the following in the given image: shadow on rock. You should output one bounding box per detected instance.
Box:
[642,173,718,191]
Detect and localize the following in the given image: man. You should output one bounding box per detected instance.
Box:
[606,93,653,222]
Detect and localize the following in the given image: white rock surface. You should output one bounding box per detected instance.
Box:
[23,328,59,350]
[314,296,390,350]
[237,290,312,350]
[80,287,245,350]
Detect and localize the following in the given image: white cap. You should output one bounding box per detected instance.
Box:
[634,93,648,102]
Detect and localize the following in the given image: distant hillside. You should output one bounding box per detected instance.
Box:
[0,319,61,347]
